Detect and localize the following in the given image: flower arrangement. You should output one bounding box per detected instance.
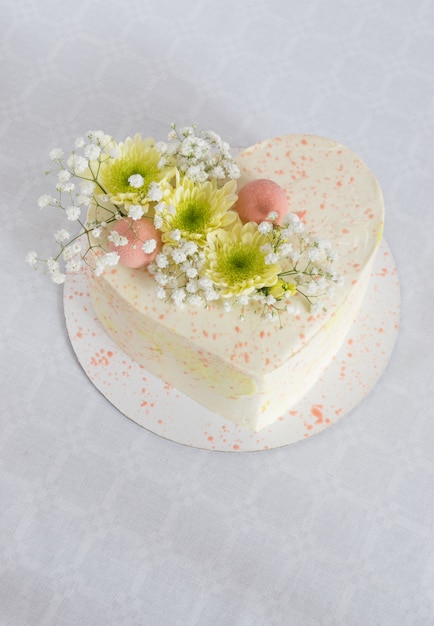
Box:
[27,123,343,321]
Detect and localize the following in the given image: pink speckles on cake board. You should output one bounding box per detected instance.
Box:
[63,238,400,452]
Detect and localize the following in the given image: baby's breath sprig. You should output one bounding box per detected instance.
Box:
[156,123,240,184]
[28,125,343,322]
[27,131,124,283]
[257,213,343,319]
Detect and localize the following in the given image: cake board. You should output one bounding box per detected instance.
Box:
[63,239,400,452]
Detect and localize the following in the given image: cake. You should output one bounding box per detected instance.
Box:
[29,128,383,432]
[88,134,383,431]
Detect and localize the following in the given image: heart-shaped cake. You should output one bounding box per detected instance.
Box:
[88,134,384,431]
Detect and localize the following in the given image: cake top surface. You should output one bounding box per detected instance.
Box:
[94,133,384,374]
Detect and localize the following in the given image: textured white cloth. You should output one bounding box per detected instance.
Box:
[2,0,434,624]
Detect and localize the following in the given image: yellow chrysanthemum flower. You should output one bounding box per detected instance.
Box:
[97,134,173,210]
[159,177,238,246]
[203,221,281,297]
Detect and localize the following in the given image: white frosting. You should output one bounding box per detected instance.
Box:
[88,135,384,430]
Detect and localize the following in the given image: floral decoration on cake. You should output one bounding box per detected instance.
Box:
[27,124,343,321]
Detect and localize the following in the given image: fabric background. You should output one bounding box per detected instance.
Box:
[1,0,433,624]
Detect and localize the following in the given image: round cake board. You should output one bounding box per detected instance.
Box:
[63,239,400,452]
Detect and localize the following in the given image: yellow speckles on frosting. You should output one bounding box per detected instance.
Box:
[376,222,384,245]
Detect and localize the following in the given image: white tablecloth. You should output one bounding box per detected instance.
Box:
[2,0,433,624]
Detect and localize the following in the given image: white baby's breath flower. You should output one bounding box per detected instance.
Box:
[310,301,323,315]
[66,205,80,221]
[56,182,74,193]
[38,194,52,208]
[186,266,198,278]
[204,289,219,301]
[97,251,120,273]
[26,251,38,266]
[67,154,88,173]
[75,137,85,148]
[92,226,102,238]
[156,253,169,269]
[307,246,320,262]
[146,182,163,201]
[186,164,207,183]
[198,277,213,290]
[84,144,101,160]
[108,230,128,247]
[54,229,70,243]
[188,294,204,306]
[80,181,95,196]
[87,130,105,141]
[172,288,186,306]
[179,126,194,138]
[77,194,91,207]
[128,174,145,188]
[108,145,121,159]
[186,279,198,293]
[278,242,292,256]
[182,241,198,255]
[210,165,225,179]
[238,294,250,306]
[142,239,157,254]
[286,304,297,315]
[306,282,318,295]
[172,249,187,264]
[128,205,144,220]
[46,258,56,271]
[66,258,83,273]
[225,162,240,179]
[58,169,71,183]
[156,287,166,300]
[47,257,66,284]
[49,148,64,161]
[51,272,66,284]
[154,214,164,229]
[62,246,77,261]
[265,252,279,265]
[154,271,168,286]
[258,221,273,234]
[267,211,279,221]
[260,243,273,254]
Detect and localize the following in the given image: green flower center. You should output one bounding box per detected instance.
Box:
[174,198,212,233]
[104,159,159,195]
[218,244,265,284]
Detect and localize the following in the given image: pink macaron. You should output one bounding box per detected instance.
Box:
[108,217,161,269]
[234,179,288,225]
